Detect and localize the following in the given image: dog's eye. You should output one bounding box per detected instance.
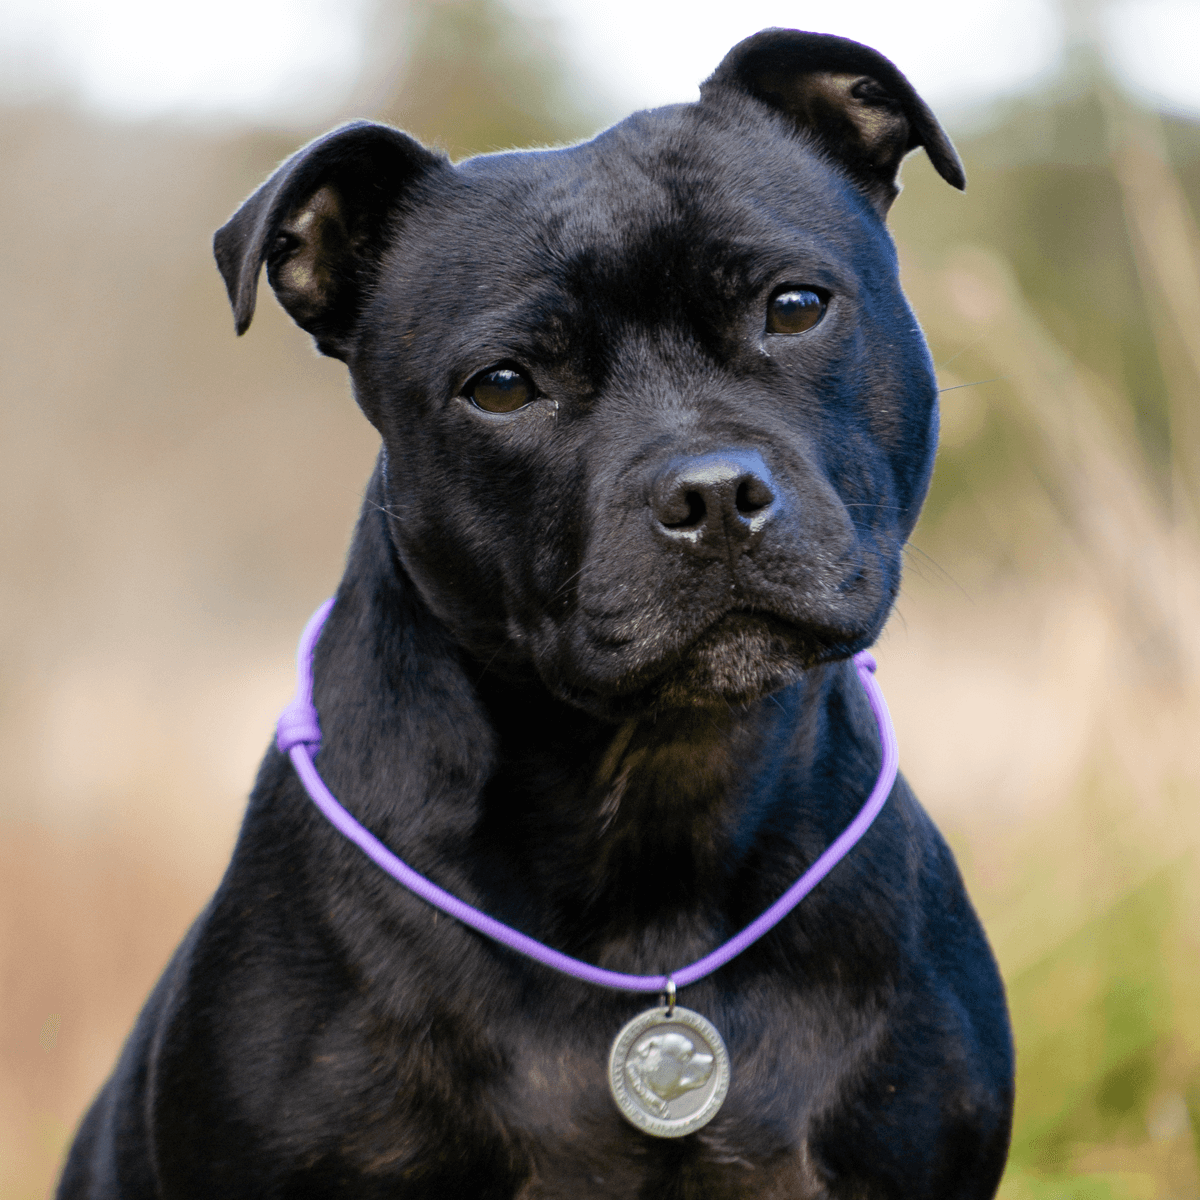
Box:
[465,366,537,414]
[766,288,826,335]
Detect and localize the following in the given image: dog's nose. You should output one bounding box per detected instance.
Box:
[650,450,777,556]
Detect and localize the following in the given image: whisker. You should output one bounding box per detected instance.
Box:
[362,494,412,521]
[902,543,972,602]
[939,378,1002,393]
[548,563,588,604]
[474,641,508,685]
[935,334,988,370]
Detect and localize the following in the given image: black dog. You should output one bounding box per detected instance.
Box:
[59,29,1013,1199]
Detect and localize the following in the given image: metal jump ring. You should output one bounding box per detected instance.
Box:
[662,977,676,1016]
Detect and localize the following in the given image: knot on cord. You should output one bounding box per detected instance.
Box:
[276,698,322,754]
[853,650,878,673]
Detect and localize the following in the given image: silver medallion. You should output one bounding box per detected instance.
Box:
[608,1004,730,1138]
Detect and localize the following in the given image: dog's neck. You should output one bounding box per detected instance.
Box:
[471,668,828,914]
[310,477,874,964]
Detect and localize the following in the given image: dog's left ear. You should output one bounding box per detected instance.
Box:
[213,120,445,359]
[702,29,964,213]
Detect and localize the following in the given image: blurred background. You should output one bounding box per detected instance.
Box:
[2,0,1198,1195]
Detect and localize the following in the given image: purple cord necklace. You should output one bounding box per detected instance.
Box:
[276,598,899,1137]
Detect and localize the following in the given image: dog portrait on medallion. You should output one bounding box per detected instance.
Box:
[57,27,1014,1200]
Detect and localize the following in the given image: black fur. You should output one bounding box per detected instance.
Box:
[59,29,1012,1200]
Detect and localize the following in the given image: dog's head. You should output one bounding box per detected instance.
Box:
[627,1031,715,1106]
[215,30,962,718]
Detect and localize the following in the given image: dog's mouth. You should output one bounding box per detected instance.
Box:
[649,610,818,704]
[550,605,864,717]
[657,606,856,701]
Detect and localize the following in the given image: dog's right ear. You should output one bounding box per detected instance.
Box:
[214,121,445,359]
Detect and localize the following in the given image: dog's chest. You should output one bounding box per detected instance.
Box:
[276,967,875,1198]
[396,990,877,1199]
